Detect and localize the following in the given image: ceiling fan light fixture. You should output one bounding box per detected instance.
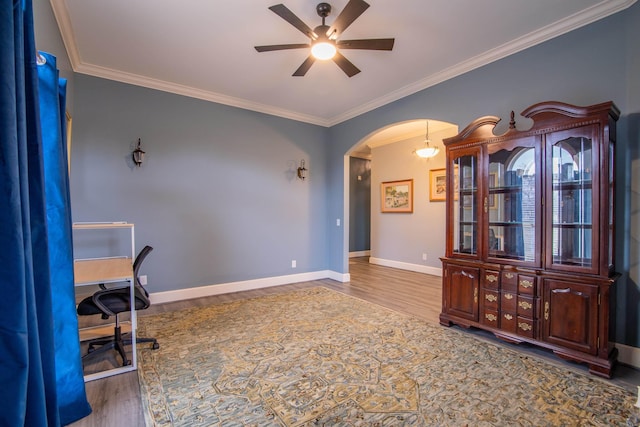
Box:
[311,40,337,60]
[255,1,394,76]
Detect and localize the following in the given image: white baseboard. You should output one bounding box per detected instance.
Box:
[369,257,442,277]
[349,250,371,258]
[616,342,640,369]
[150,270,348,305]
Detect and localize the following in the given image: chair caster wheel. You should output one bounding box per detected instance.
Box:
[152,343,160,350]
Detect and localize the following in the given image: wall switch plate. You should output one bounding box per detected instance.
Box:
[139,275,148,285]
[422,253,427,261]
[291,260,296,268]
[336,219,341,226]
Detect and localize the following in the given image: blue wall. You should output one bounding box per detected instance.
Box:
[71,76,328,292]
[349,157,371,253]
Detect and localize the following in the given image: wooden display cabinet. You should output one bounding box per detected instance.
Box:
[439,101,619,378]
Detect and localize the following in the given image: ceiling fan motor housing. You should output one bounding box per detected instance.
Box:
[316,3,332,18]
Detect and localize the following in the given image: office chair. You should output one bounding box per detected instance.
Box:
[77,245,159,366]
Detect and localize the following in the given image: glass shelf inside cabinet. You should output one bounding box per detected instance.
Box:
[488,147,536,262]
[551,136,593,267]
[453,155,478,255]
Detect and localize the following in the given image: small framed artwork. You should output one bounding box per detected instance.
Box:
[66,111,72,174]
[430,167,459,202]
[381,179,413,213]
[429,168,448,202]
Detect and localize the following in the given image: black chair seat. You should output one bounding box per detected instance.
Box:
[77,289,146,317]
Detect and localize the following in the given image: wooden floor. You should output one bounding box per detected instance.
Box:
[69,257,639,426]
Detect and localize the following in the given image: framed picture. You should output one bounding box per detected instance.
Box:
[429,168,449,202]
[381,179,413,213]
[66,111,72,174]
[430,167,460,202]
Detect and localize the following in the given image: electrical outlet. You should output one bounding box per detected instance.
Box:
[422,253,427,261]
[291,260,296,268]
[139,275,148,285]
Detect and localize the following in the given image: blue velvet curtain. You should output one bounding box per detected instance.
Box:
[39,51,92,426]
[0,1,90,425]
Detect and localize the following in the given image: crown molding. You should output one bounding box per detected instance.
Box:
[72,62,330,126]
[50,0,635,128]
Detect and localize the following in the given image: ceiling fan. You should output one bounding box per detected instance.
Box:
[254,0,395,77]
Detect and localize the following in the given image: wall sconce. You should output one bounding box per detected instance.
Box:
[132,138,145,167]
[415,120,440,158]
[297,160,307,180]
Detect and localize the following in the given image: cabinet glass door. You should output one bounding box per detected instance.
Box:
[452,154,478,256]
[487,138,539,265]
[548,126,597,272]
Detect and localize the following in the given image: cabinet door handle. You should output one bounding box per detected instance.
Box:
[504,313,513,320]
[484,196,488,213]
[504,293,514,300]
[505,273,514,279]
[485,313,497,322]
[518,301,532,310]
[485,294,498,302]
[474,287,478,303]
[486,274,498,283]
[544,301,549,320]
[518,322,532,331]
[519,279,533,289]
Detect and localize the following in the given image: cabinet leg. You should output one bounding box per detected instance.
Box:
[439,315,452,327]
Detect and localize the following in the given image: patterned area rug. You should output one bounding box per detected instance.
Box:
[137,287,637,426]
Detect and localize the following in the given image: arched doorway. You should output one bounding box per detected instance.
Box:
[343,119,459,279]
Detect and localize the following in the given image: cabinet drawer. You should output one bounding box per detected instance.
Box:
[516,316,535,338]
[483,270,500,290]
[482,308,499,327]
[501,312,517,333]
[518,275,536,295]
[502,271,517,291]
[482,289,499,309]
[501,291,516,312]
[517,296,537,318]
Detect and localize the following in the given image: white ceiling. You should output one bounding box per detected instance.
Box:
[50,0,633,129]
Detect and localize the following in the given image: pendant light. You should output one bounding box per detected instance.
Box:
[415,120,439,158]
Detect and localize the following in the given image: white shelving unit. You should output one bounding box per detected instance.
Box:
[73,222,138,382]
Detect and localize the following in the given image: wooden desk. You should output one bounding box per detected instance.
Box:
[73,222,137,382]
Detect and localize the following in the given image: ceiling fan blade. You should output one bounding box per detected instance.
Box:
[333,52,360,77]
[255,43,310,52]
[337,38,395,51]
[268,4,316,39]
[327,0,370,38]
[293,56,316,76]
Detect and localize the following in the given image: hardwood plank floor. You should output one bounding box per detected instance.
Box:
[69,257,639,426]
